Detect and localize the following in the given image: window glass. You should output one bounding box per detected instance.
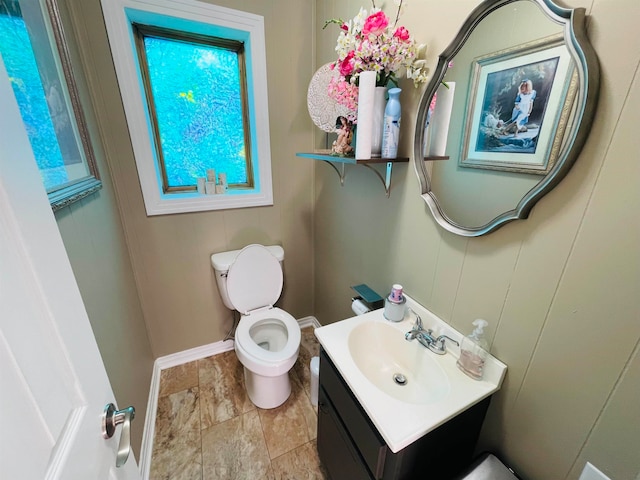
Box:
[137,27,252,192]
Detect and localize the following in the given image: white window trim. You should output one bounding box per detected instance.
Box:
[100,0,273,215]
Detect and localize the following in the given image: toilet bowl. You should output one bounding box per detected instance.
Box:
[211,244,301,409]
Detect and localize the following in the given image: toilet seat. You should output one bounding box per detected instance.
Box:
[235,307,300,370]
[226,244,283,314]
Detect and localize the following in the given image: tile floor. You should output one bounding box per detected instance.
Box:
[150,326,328,480]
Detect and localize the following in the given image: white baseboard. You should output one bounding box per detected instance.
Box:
[138,360,161,480]
[297,315,322,329]
[138,316,320,479]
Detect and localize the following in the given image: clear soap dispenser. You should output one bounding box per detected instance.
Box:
[456,319,489,380]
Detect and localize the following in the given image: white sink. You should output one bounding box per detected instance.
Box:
[348,321,449,404]
[315,294,507,453]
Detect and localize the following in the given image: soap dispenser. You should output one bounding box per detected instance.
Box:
[456,319,489,380]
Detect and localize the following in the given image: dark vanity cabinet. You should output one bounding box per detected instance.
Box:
[317,349,491,480]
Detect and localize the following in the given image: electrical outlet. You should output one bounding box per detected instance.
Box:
[579,462,611,480]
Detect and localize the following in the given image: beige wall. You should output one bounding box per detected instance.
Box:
[314,1,639,480]
[68,0,316,358]
[53,0,154,455]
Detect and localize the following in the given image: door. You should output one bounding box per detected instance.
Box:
[0,57,140,479]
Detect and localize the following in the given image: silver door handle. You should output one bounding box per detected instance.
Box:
[102,403,135,467]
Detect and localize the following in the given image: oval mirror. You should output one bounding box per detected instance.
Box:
[413,0,599,236]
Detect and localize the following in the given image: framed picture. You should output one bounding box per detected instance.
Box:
[461,35,577,175]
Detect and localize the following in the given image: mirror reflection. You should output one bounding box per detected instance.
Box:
[414,0,599,236]
[0,0,101,211]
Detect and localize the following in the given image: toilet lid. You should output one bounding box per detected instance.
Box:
[226,244,283,314]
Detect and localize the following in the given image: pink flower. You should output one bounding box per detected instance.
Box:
[429,93,438,113]
[362,11,388,36]
[393,26,410,42]
[338,51,355,76]
[327,76,359,119]
[340,23,349,31]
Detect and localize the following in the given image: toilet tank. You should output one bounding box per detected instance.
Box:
[211,245,284,310]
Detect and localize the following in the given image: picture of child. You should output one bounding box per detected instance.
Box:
[502,79,536,136]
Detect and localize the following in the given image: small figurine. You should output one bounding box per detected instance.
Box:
[331,116,354,156]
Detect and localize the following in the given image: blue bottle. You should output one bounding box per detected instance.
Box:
[381,88,402,158]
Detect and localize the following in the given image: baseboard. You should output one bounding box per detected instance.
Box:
[138,316,320,479]
[298,315,322,329]
[138,360,160,480]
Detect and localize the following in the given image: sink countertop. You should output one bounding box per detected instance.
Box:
[314,294,507,453]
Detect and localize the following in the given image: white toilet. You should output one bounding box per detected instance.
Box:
[210,244,301,409]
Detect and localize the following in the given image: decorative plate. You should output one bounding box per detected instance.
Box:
[307,63,356,133]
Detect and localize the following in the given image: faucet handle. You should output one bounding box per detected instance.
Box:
[413,314,423,330]
[435,335,459,351]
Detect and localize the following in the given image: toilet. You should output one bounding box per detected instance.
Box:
[211,244,301,409]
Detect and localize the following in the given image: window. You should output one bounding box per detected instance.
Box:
[100,0,273,215]
[133,25,253,193]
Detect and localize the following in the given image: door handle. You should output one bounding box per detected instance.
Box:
[102,403,135,467]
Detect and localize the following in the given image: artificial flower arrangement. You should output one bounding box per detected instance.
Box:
[325,0,428,120]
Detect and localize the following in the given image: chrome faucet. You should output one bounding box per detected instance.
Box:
[430,334,459,355]
[405,313,459,355]
[404,313,424,341]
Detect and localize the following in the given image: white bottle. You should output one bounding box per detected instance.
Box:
[381,87,401,158]
[456,319,489,380]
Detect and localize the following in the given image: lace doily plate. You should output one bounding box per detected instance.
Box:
[307,63,356,133]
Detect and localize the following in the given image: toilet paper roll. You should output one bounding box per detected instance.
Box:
[355,71,376,160]
[428,82,456,157]
[351,298,371,316]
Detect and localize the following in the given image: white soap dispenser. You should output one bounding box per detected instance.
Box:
[456,319,489,380]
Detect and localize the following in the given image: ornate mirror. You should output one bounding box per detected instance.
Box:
[413,0,599,236]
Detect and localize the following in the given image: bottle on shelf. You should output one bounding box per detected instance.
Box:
[381,88,402,158]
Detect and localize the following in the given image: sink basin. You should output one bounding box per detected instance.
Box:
[348,321,450,404]
[314,294,507,453]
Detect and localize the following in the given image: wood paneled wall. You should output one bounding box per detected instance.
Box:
[314,1,639,479]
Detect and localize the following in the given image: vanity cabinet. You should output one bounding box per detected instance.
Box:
[317,349,491,480]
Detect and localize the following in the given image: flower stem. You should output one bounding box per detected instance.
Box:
[394,0,403,27]
[322,18,343,30]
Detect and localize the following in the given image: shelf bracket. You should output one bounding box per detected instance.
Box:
[361,162,394,197]
[296,152,408,197]
[321,160,346,186]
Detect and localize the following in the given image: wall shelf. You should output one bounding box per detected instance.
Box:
[297,151,449,197]
[296,151,409,197]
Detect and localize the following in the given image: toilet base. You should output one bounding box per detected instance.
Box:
[243,366,292,409]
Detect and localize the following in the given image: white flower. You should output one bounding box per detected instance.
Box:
[325,1,429,109]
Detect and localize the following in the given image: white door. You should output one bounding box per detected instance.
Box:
[0,57,140,479]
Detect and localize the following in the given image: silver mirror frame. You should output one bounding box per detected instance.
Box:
[45,0,101,211]
[413,0,599,237]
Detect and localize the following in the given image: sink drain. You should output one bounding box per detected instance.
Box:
[393,373,407,386]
